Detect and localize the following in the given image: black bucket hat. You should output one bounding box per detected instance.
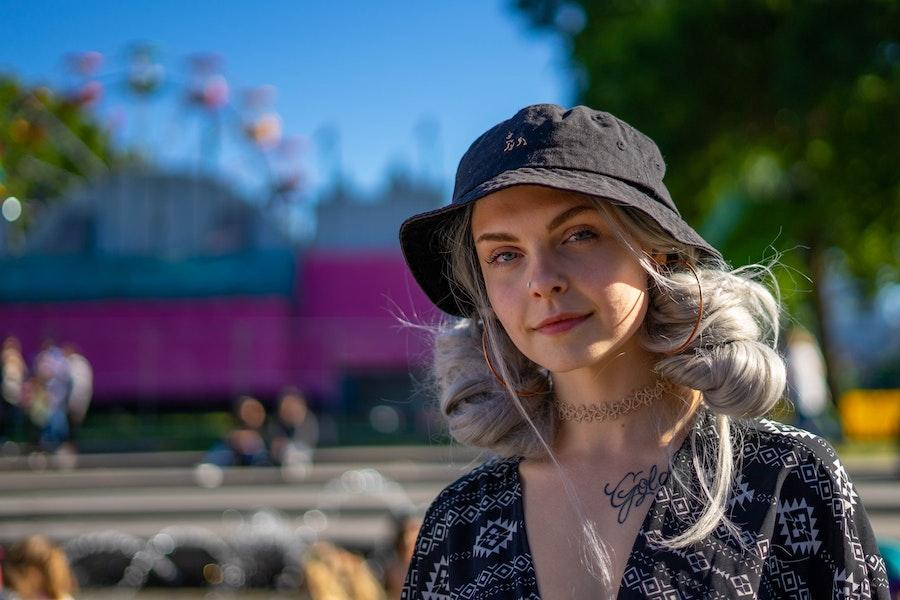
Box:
[399,104,723,317]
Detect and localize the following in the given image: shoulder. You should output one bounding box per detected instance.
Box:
[404,457,528,596]
[421,455,521,525]
[688,411,842,471]
[739,422,891,594]
[408,456,521,566]
[734,418,863,518]
[739,418,846,473]
[686,414,862,517]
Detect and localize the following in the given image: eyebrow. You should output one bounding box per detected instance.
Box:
[474,204,596,244]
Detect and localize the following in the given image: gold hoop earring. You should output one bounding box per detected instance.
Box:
[663,259,704,355]
[481,329,546,397]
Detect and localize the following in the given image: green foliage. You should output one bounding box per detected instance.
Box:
[0,75,131,230]
[513,0,900,309]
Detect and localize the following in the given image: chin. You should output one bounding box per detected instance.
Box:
[525,337,626,374]
[526,349,594,374]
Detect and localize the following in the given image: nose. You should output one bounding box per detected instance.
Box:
[528,253,567,298]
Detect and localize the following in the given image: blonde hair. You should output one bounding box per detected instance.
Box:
[2,535,77,600]
[429,192,787,585]
[303,541,386,600]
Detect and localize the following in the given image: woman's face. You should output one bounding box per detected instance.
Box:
[471,185,650,375]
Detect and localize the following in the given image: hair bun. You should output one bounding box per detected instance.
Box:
[656,340,785,418]
[432,318,554,458]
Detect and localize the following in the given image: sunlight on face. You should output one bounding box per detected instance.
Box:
[471,185,650,375]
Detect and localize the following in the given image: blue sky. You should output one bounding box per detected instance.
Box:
[0,1,572,200]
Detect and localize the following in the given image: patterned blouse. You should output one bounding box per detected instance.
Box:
[402,415,890,599]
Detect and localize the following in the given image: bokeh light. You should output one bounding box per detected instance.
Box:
[2,196,22,222]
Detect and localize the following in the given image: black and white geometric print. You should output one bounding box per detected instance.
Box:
[402,415,891,599]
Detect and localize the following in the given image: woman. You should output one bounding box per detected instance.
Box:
[398,105,889,599]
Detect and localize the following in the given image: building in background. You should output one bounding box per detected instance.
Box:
[0,169,441,418]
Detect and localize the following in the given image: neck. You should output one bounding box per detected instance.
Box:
[548,341,699,465]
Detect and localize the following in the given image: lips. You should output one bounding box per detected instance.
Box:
[533,312,592,334]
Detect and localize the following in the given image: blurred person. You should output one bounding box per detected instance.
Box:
[267,386,318,466]
[31,340,71,452]
[20,377,49,451]
[784,324,835,438]
[398,105,889,598]
[303,541,385,600]
[1,336,28,443]
[229,394,270,466]
[203,395,271,466]
[60,344,92,451]
[0,535,77,600]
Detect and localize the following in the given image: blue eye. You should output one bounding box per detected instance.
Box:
[567,228,597,242]
[487,250,519,265]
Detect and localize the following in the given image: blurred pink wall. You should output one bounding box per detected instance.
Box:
[0,251,440,406]
[293,251,440,399]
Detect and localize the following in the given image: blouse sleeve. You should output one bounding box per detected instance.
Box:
[401,489,452,600]
[763,437,890,599]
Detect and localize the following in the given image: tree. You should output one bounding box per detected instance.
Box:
[513,0,900,402]
[0,75,132,234]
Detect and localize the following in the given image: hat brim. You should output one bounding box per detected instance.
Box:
[399,166,722,318]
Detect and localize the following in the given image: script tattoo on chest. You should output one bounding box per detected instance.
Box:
[603,465,670,524]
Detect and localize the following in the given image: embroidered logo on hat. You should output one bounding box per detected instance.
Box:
[503,131,527,152]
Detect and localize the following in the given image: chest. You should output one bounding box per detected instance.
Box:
[520,464,665,600]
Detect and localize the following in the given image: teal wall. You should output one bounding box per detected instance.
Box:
[0,250,297,302]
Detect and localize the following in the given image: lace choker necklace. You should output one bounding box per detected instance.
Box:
[555,379,671,422]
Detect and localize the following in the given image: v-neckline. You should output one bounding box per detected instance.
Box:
[513,424,696,600]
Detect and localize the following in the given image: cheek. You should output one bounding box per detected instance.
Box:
[611,284,649,327]
[602,273,651,334]
[484,278,528,342]
[580,259,649,328]
[485,281,516,326]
